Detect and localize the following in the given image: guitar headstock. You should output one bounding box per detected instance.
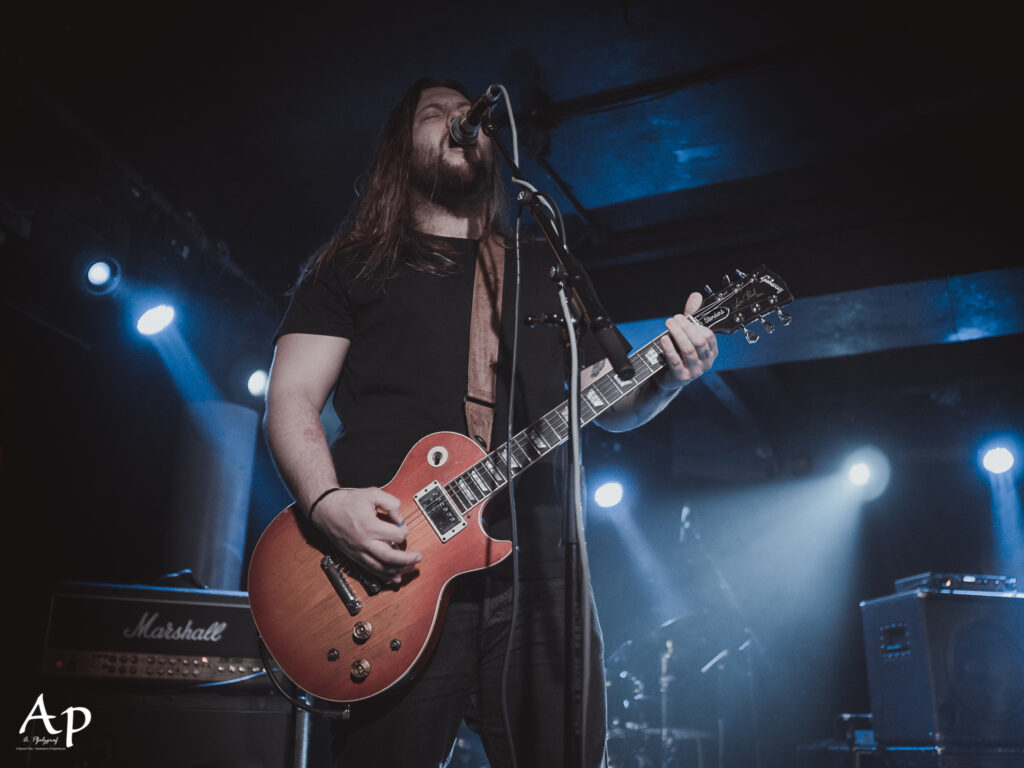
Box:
[692,266,794,343]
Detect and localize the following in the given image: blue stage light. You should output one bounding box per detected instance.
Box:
[84,258,121,295]
[594,481,624,508]
[247,369,269,397]
[983,447,1015,475]
[137,305,175,336]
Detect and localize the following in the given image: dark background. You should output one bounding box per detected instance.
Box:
[4,1,1022,765]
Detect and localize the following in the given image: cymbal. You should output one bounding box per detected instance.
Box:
[608,610,747,673]
[608,724,715,741]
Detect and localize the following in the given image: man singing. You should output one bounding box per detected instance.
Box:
[263,77,717,767]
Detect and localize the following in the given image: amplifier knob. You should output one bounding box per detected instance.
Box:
[353,621,373,642]
[351,659,371,682]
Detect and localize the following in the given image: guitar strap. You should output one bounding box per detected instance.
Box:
[465,235,505,451]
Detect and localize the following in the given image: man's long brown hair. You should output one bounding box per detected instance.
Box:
[305,77,510,286]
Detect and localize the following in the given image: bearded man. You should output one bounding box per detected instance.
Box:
[263,77,717,767]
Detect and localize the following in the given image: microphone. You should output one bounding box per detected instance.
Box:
[449,84,501,146]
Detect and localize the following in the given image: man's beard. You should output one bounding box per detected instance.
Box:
[410,140,491,209]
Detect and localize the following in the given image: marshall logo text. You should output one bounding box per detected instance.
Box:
[123,612,227,642]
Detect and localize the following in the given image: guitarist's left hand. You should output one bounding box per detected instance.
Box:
[655,291,718,389]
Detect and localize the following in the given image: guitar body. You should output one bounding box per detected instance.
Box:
[247,431,513,702]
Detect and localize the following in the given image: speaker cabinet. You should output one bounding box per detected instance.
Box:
[860,590,1024,747]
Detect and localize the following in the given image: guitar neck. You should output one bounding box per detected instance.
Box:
[438,265,792,514]
[440,333,669,514]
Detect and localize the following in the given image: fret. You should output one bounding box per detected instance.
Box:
[507,445,524,473]
[515,434,539,463]
[555,404,569,429]
[538,416,561,445]
[525,427,549,453]
[613,373,638,392]
[630,351,654,379]
[492,451,510,478]
[583,387,607,412]
[469,467,493,495]
[445,481,469,513]
[595,376,622,402]
[480,457,504,487]
[641,344,663,372]
[456,476,478,505]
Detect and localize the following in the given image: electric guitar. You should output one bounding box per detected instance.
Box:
[247,266,793,702]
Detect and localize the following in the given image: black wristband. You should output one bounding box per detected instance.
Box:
[307,487,342,521]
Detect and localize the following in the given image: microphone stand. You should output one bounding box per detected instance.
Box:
[481,116,632,768]
[481,118,634,380]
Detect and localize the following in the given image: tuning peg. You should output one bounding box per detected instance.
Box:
[741,323,758,344]
[702,284,714,297]
[777,309,792,326]
[721,274,732,287]
[761,318,774,334]
[734,269,747,279]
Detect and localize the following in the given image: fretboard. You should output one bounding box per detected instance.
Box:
[441,332,671,514]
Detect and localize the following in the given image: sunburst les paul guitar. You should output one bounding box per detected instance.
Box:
[247,266,793,702]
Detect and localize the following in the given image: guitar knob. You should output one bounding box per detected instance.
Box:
[741,324,759,344]
[761,319,774,334]
[734,269,747,279]
[702,284,714,297]
[353,621,373,643]
[777,309,792,326]
[351,659,371,682]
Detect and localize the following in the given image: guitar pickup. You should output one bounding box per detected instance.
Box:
[321,555,362,616]
[414,482,467,542]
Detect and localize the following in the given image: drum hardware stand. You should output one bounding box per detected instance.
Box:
[685,507,769,768]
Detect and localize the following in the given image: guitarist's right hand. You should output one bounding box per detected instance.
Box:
[310,487,422,584]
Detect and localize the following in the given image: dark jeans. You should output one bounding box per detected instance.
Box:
[331,569,607,767]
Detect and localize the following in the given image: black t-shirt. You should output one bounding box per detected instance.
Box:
[275,237,608,572]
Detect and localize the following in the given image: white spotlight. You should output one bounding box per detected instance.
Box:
[594,481,624,508]
[849,462,871,486]
[247,369,269,397]
[87,261,110,285]
[983,447,1015,475]
[84,258,121,295]
[844,446,891,501]
[137,305,175,336]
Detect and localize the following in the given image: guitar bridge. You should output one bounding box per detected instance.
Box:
[414,482,466,542]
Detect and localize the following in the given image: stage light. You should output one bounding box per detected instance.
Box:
[848,462,871,486]
[594,481,623,508]
[137,305,175,336]
[247,369,268,397]
[843,446,890,501]
[983,447,1015,475]
[84,258,121,295]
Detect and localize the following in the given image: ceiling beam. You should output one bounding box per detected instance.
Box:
[616,267,1024,370]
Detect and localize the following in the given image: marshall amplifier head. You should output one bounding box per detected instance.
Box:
[41,581,266,687]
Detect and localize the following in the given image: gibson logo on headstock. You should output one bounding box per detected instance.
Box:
[758,274,784,294]
[123,612,227,642]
